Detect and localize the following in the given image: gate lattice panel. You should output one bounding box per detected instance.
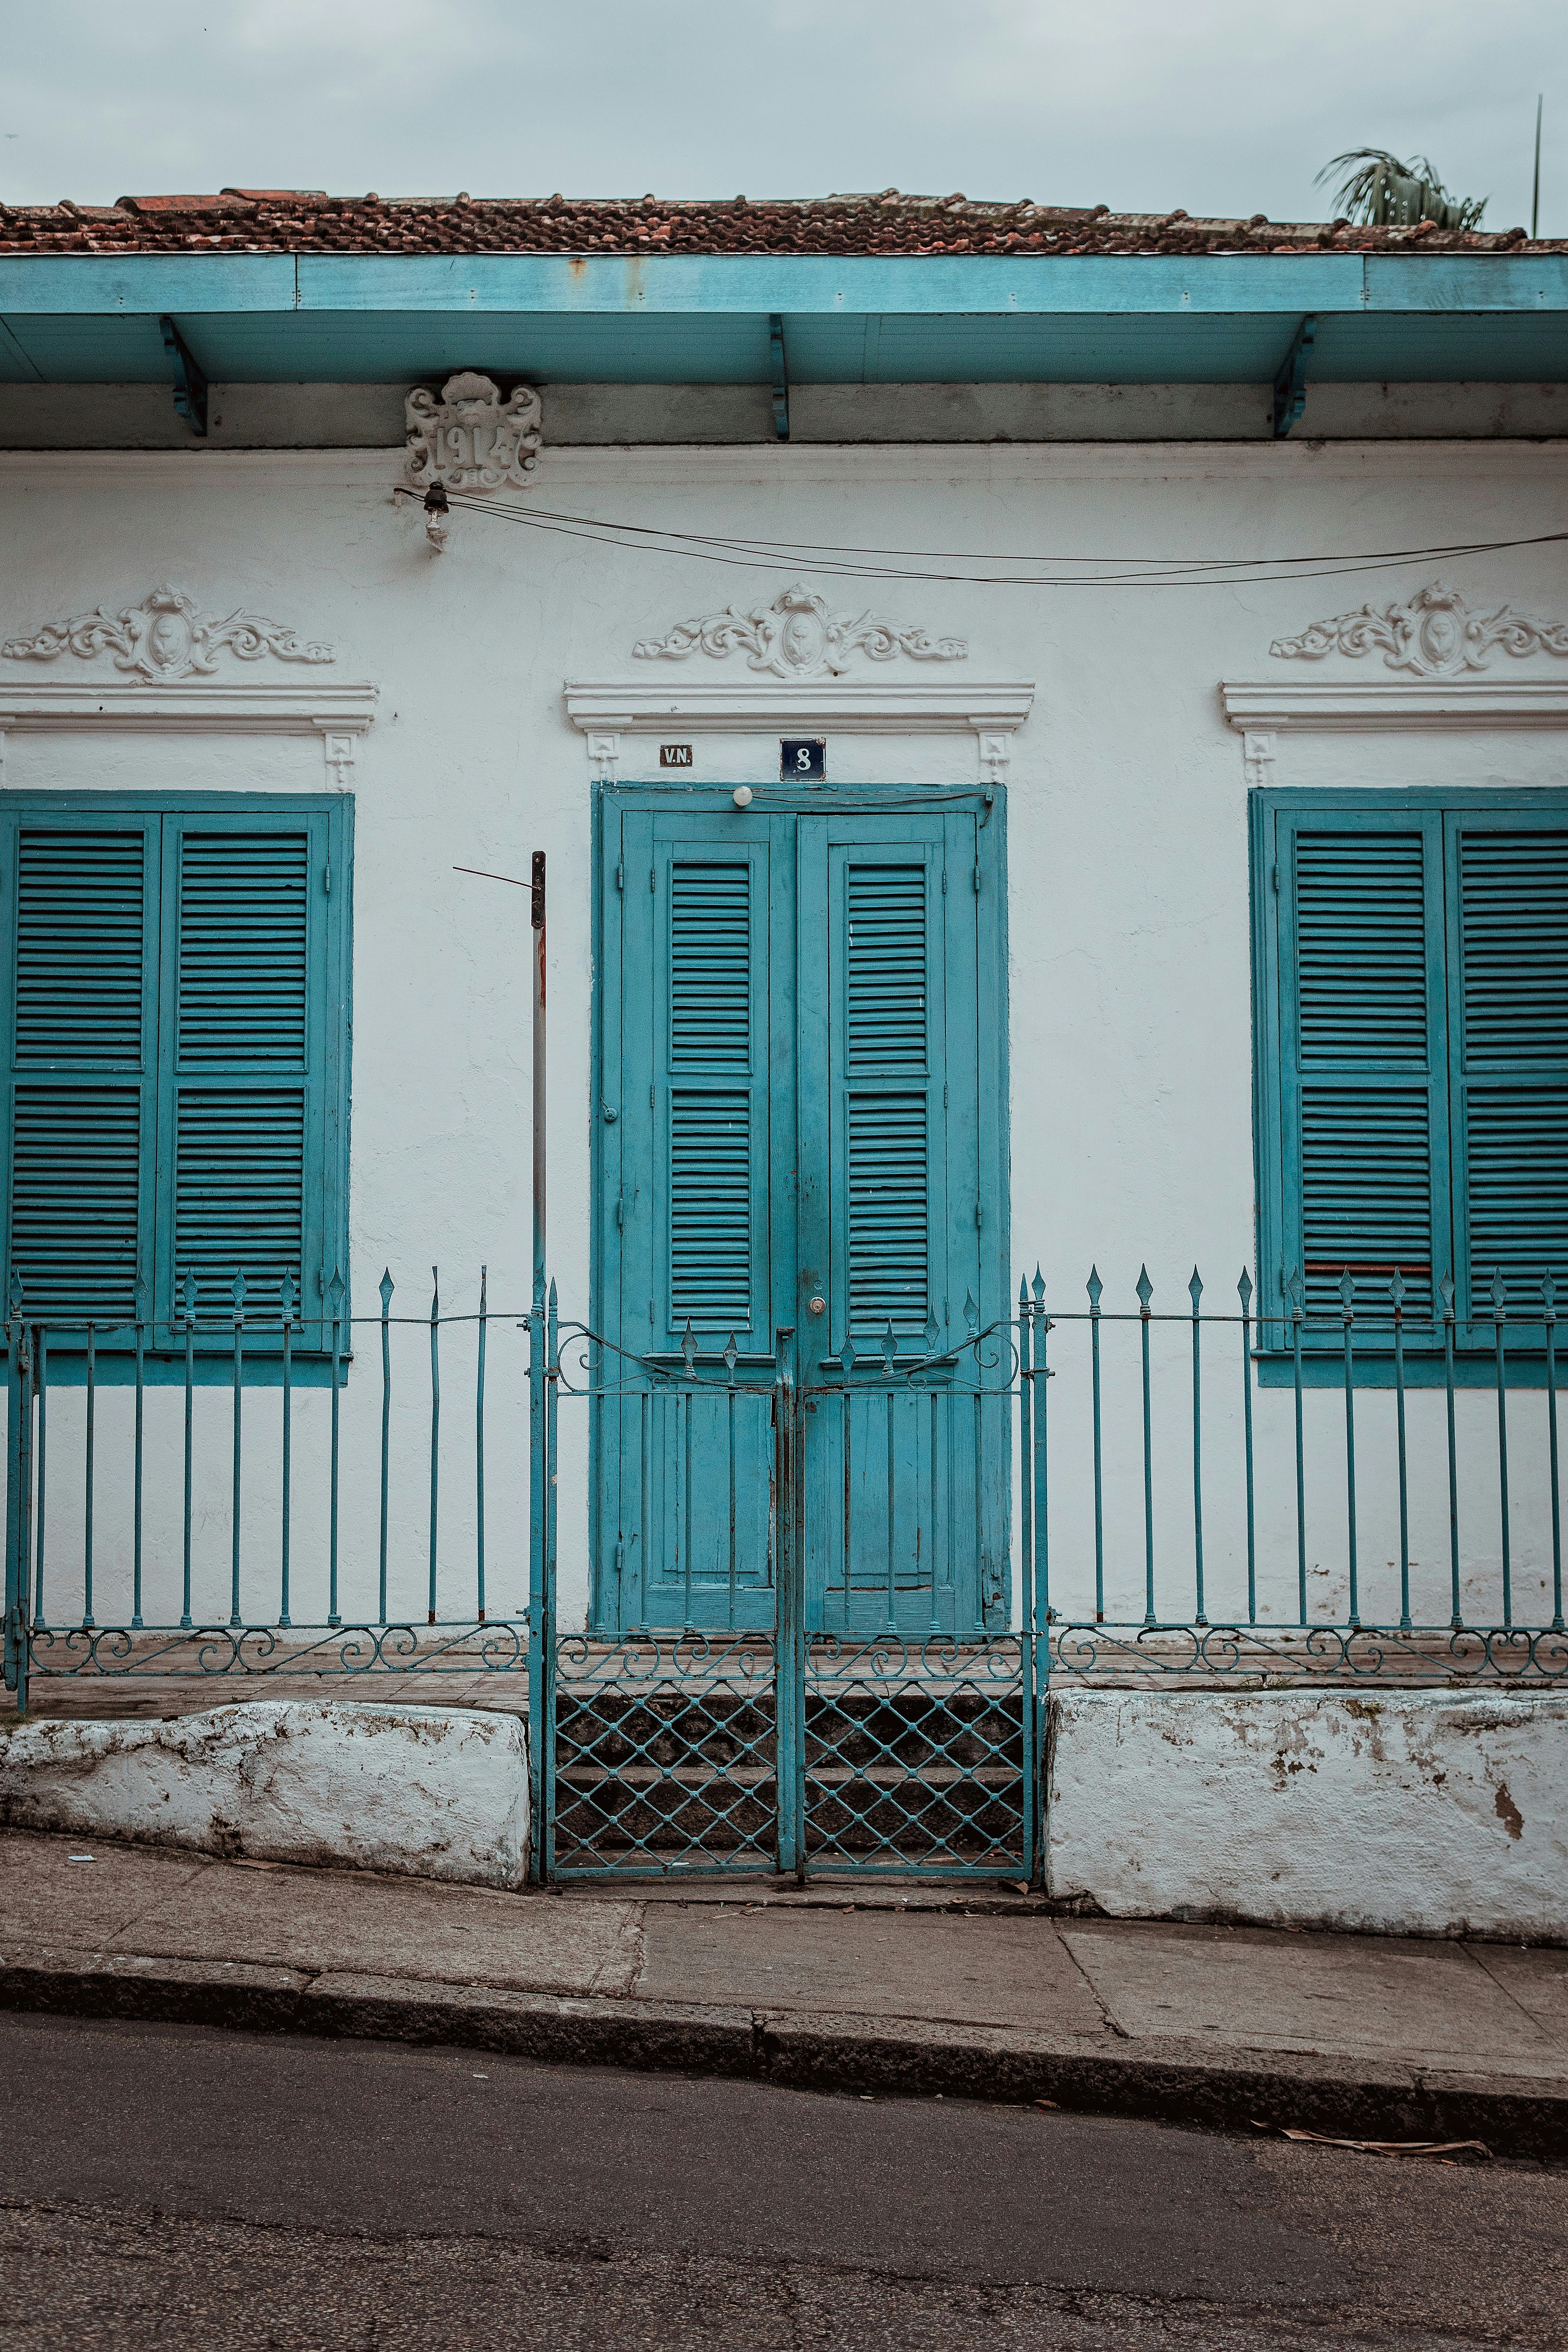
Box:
[536,1303,1038,1883]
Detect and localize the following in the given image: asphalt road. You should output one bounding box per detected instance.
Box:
[0,2014,1562,2350]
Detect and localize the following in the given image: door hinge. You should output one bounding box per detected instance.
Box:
[1271,864,1279,893]
[323,860,332,896]
[973,863,981,894]
[650,1083,656,1109]
[943,1080,949,1107]
[975,1197,984,1231]
[941,865,948,895]
[615,859,624,892]
[615,1192,625,1231]
[649,865,656,893]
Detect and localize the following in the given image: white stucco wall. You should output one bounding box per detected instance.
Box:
[1046,1688,1568,1939]
[2,435,1566,1639]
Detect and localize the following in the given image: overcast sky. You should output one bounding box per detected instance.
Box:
[2,0,1562,234]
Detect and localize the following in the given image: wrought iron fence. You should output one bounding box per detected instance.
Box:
[4,1259,1564,1888]
[1033,1264,1567,1682]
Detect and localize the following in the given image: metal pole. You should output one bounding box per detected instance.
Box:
[532,850,547,1306]
[527,848,549,1883]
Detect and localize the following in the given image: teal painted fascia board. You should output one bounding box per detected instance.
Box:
[1,249,1564,322]
[0,253,298,314]
[291,251,1375,316]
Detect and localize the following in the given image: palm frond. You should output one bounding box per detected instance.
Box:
[1315,147,1487,232]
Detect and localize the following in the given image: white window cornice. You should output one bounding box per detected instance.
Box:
[1222,678,1568,733]
[0,680,378,788]
[564,677,1034,783]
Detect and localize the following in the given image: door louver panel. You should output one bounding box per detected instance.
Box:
[670,861,750,1070]
[669,1089,751,1329]
[15,830,145,1064]
[9,1084,142,1321]
[178,832,310,1065]
[847,865,927,1073]
[175,1088,306,1315]
[1296,831,1427,1063]
[1465,1085,1568,1304]
[848,1091,928,1332]
[1300,1085,1433,1320]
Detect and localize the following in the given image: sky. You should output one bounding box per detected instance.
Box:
[1,0,1562,235]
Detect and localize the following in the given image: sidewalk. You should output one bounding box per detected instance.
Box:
[1,1830,1564,2158]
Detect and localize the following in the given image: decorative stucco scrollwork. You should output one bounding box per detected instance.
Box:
[632,582,967,681]
[1,584,335,684]
[405,371,544,493]
[1271,580,1568,680]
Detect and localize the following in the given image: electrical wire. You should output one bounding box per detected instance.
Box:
[393,485,1568,590]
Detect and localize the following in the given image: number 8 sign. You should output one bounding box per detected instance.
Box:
[779,737,826,782]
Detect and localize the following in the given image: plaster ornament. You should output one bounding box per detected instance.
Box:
[405,372,544,493]
[1271,580,1568,680]
[632,583,967,681]
[1,585,335,684]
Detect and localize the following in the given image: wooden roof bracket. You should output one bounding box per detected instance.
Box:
[159,314,208,437]
[770,313,789,440]
[1272,314,1316,438]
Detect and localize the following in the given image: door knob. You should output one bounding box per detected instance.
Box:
[808,1295,826,1315]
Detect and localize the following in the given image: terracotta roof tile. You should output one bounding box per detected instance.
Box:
[0,190,1555,257]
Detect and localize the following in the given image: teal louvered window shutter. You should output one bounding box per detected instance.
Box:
[1256,788,1568,1362]
[1279,814,1449,1327]
[2,816,160,1323]
[1448,814,1568,1326]
[2,795,350,1354]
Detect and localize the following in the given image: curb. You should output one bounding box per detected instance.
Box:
[2,1945,1564,2162]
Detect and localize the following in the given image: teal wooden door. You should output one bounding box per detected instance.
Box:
[594,788,1007,1635]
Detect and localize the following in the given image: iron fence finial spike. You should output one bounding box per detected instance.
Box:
[1135,1265,1153,1311]
[379,1268,395,1310]
[1237,1267,1253,1309]
[1031,1263,1045,1304]
[723,1331,738,1374]
[884,1319,897,1368]
[1543,1271,1558,1312]
[682,1319,697,1371]
[328,1265,345,1308]
[1189,1266,1203,1308]
[843,1329,857,1373]
[1087,1265,1103,1311]
[281,1270,296,1323]
[1491,1269,1507,1315]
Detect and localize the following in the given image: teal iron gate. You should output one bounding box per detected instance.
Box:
[532,1295,1040,1884]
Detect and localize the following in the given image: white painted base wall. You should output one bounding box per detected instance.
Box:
[1047,1689,1568,1941]
[0,1701,530,1889]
